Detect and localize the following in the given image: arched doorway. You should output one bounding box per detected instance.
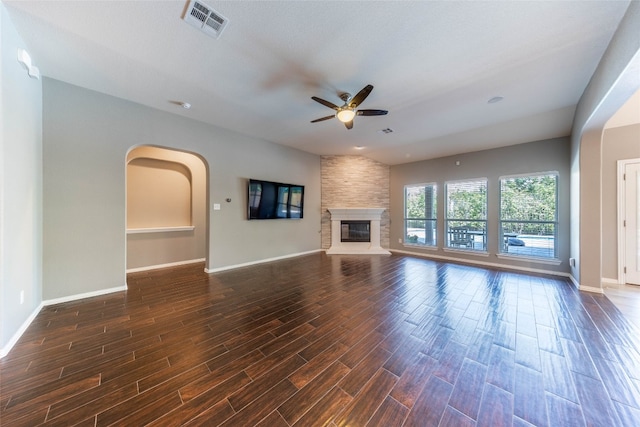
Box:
[126,145,208,272]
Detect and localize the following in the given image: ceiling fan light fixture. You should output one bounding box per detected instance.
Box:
[336,109,356,123]
[311,84,386,129]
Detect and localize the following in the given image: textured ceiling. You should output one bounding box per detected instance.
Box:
[3,0,632,164]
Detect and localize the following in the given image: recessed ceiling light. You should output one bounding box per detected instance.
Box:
[354,145,365,150]
[487,96,504,104]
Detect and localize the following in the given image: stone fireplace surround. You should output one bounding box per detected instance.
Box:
[326,208,391,255]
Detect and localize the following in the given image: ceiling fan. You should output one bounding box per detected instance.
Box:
[310,84,388,129]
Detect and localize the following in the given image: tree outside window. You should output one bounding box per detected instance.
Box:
[404,183,437,246]
[500,173,558,258]
[445,179,487,251]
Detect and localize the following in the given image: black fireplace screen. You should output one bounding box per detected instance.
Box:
[341,220,371,242]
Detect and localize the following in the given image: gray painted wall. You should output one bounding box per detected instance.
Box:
[389,138,571,274]
[570,0,640,288]
[42,79,321,300]
[602,124,640,280]
[1,3,43,353]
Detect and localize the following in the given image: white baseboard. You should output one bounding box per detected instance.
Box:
[567,273,604,294]
[391,249,571,279]
[205,250,323,273]
[577,284,605,294]
[0,302,44,358]
[126,258,206,273]
[42,285,128,306]
[1,284,127,359]
[568,273,580,290]
[601,277,619,286]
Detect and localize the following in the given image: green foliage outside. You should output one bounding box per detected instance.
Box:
[501,175,556,235]
[405,185,436,244]
[501,175,556,221]
[406,187,436,228]
[446,180,487,231]
[405,186,435,219]
[406,175,557,237]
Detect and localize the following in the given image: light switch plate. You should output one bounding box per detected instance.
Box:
[213,203,221,210]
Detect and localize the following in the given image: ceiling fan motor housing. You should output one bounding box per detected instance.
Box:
[310,84,387,129]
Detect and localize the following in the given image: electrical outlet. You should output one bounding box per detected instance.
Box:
[569,258,576,267]
[20,290,24,305]
[398,238,402,244]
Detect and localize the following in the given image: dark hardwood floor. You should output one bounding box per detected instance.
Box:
[1,253,640,426]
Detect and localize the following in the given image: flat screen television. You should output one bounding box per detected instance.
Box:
[248,179,304,220]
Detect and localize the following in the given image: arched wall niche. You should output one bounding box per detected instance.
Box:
[126,145,209,272]
[127,157,192,229]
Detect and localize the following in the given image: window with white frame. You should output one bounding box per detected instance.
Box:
[404,183,437,246]
[445,179,487,251]
[499,172,558,259]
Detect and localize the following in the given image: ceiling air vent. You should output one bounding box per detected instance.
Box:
[184,0,228,39]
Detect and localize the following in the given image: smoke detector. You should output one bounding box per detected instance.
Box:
[184,0,228,39]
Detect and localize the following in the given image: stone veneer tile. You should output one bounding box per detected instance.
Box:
[321,156,390,249]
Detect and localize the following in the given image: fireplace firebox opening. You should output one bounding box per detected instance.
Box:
[341,220,370,242]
